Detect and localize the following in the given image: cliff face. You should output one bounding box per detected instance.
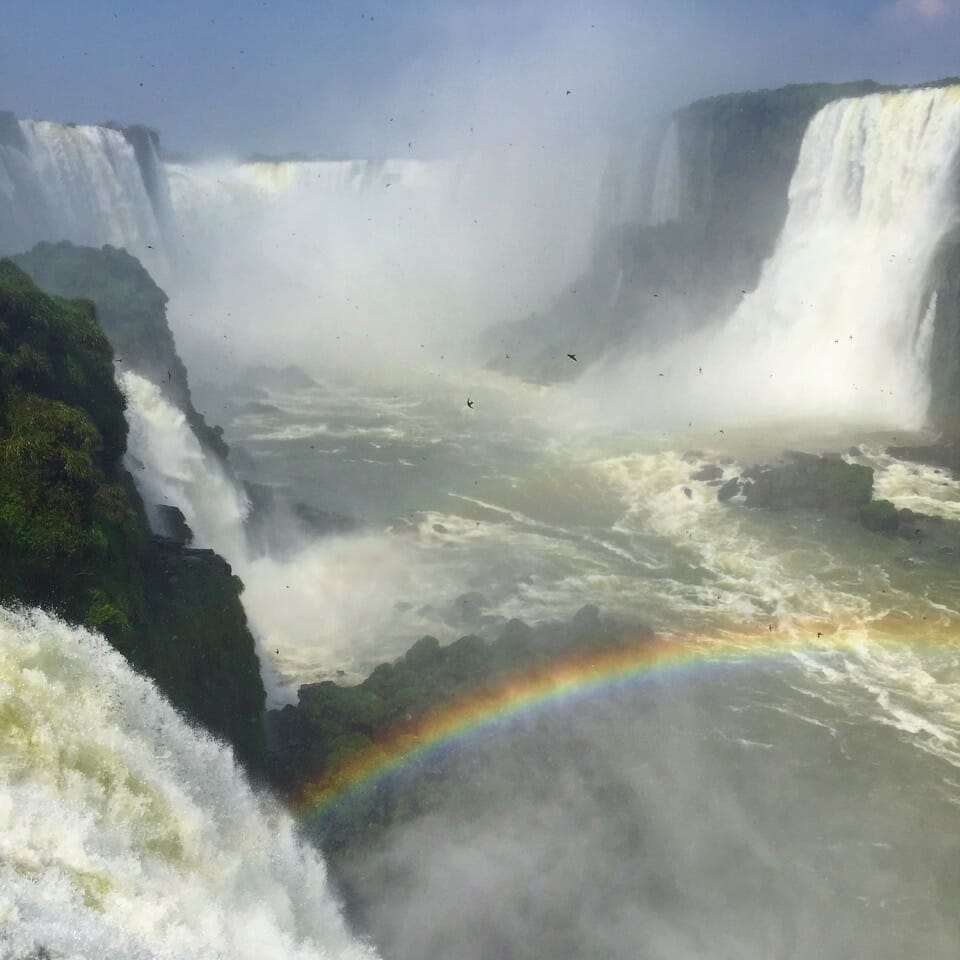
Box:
[14,242,229,462]
[929,230,960,440]
[0,260,265,766]
[484,81,882,379]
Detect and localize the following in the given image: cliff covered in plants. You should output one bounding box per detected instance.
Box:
[14,241,229,461]
[0,260,265,765]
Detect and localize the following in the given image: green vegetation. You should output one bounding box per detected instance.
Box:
[0,260,265,766]
[743,454,873,516]
[859,499,900,533]
[14,242,229,461]
[267,606,631,846]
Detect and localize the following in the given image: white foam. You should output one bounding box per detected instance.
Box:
[0,606,376,960]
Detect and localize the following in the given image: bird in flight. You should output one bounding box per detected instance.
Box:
[466,398,474,408]
[567,353,577,362]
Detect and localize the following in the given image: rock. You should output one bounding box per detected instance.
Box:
[859,499,899,533]
[154,504,194,545]
[743,456,872,517]
[692,465,723,481]
[453,592,488,624]
[572,604,602,636]
[717,477,742,502]
[498,618,534,645]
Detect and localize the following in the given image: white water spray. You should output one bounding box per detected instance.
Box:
[0,605,376,960]
[121,370,249,561]
[164,146,606,373]
[569,86,960,431]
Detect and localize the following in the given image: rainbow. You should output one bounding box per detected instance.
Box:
[293,621,939,819]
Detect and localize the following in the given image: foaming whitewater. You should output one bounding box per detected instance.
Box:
[568,86,960,431]
[0,119,166,269]
[121,370,249,561]
[0,606,375,960]
[121,368,453,701]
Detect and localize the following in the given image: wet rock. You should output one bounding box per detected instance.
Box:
[743,456,872,517]
[859,499,899,533]
[154,504,193,545]
[717,477,742,502]
[572,604,602,636]
[498,618,534,645]
[887,442,960,475]
[692,464,723,481]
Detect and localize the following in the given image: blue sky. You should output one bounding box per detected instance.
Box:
[2,0,959,156]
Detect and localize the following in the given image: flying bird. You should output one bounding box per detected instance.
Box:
[466,398,474,409]
[567,353,577,362]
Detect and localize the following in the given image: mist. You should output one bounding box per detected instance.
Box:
[6,5,960,959]
[164,143,607,379]
[324,656,960,960]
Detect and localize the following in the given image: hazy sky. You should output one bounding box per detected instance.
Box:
[3,0,959,156]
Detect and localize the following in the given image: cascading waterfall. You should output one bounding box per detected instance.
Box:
[0,119,167,269]
[121,370,250,563]
[571,85,960,429]
[596,119,682,230]
[0,605,376,960]
[647,120,681,226]
[119,371,319,706]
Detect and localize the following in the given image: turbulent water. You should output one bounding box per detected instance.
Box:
[5,84,960,957]
[0,607,375,960]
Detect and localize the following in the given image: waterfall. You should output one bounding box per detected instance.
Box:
[597,119,682,230]
[0,118,167,268]
[569,85,960,429]
[0,605,376,959]
[121,370,249,561]
[719,86,960,423]
[648,120,681,225]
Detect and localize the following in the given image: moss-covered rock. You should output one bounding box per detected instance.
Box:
[742,454,873,517]
[0,260,265,768]
[859,499,900,533]
[13,242,230,462]
[265,606,633,845]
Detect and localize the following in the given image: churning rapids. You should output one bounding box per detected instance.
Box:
[4,86,960,957]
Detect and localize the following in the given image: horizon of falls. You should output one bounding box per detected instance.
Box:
[566,85,960,431]
[0,605,376,960]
